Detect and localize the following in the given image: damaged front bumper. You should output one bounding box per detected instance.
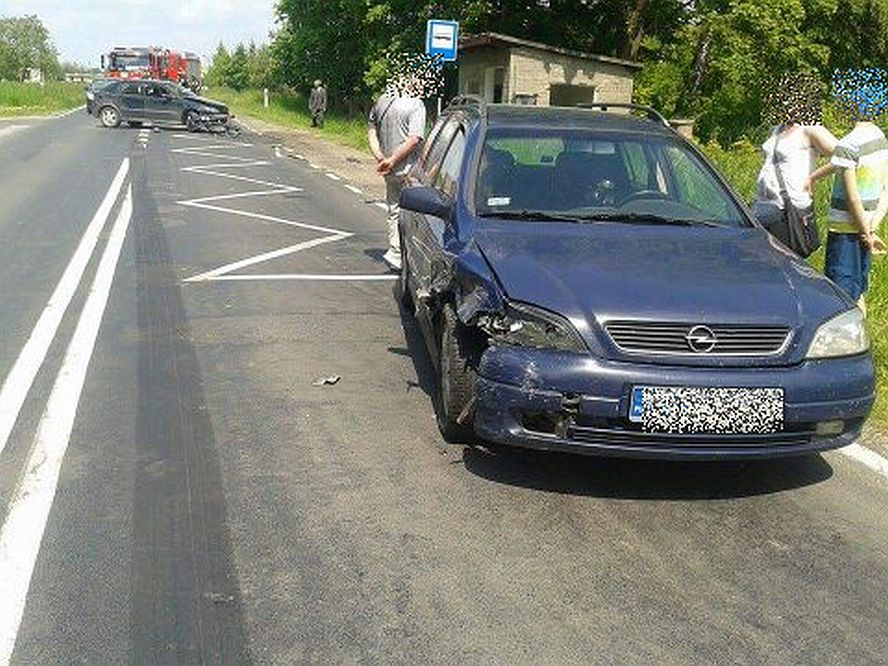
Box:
[473,345,875,460]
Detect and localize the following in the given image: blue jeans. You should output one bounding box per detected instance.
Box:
[825,232,871,301]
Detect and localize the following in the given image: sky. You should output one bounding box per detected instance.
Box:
[3,0,277,67]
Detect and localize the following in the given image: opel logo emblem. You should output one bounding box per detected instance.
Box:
[686,325,717,353]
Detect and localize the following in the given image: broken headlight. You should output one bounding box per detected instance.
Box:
[485,302,587,353]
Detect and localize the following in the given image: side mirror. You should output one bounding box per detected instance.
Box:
[400,186,453,220]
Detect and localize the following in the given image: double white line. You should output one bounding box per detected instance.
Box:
[0,159,132,665]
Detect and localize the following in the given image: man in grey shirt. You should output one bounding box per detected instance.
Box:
[309,80,327,127]
[368,80,426,270]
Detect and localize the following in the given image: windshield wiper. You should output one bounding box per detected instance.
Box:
[477,210,589,223]
[478,210,730,227]
[571,212,727,227]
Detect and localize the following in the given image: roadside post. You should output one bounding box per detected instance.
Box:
[425,19,459,117]
[263,88,269,109]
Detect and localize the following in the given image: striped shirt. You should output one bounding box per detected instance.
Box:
[828,123,888,233]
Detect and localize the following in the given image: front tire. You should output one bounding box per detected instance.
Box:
[99,106,120,128]
[185,111,199,132]
[436,304,479,443]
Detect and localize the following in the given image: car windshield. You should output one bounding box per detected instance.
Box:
[475,128,747,227]
[109,53,149,70]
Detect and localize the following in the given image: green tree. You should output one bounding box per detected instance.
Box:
[272,0,368,104]
[0,15,60,80]
[247,42,273,90]
[227,43,250,91]
[637,0,830,143]
[206,42,231,87]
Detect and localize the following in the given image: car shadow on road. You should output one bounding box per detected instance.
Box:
[461,444,834,500]
[392,294,440,403]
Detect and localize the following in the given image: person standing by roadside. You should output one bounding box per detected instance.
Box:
[367,77,426,270]
[750,75,837,256]
[820,117,888,314]
[309,79,327,128]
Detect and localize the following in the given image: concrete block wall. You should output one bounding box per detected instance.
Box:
[508,47,634,106]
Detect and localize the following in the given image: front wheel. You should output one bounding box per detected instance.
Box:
[185,111,199,132]
[436,304,479,443]
[99,106,120,128]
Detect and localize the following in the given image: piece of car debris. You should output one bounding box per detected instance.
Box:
[204,592,235,606]
[312,375,341,387]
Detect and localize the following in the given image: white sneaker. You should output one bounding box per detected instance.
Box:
[382,249,402,271]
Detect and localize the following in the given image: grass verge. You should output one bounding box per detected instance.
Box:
[0,81,85,117]
[206,87,368,151]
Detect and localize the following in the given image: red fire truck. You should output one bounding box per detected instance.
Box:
[101,47,202,91]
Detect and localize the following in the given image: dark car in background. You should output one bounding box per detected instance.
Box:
[84,78,117,116]
[86,79,232,131]
[398,98,875,460]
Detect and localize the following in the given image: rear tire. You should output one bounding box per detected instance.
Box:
[99,106,120,128]
[436,304,479,443]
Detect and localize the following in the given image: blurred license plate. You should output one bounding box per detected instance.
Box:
[629,386,783,434]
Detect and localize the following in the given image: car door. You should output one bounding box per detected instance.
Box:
[403,116,460,299]
[157,83,185,124]
[143,82,182,125]
[117,82,145,120]
[412,123,467,342]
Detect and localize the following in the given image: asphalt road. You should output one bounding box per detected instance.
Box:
[0,111,887,666]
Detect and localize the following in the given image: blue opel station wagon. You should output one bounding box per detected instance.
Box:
[398,99,874,459]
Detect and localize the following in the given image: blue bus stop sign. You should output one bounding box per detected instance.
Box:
[426,20,459,62]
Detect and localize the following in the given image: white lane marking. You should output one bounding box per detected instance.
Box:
[374,202,388,211]
[841,443,888,478]
[274,146,284,158]
[0,159,129,458]
[325,173,341,181]
[184,235,348,282]
[0,125,27,140]
[308,163,320,170]
[344,184,363,195]
[171,140,400,283]
[54,106,85,118]
[201,274,398,282]
[0,186,133,665]
[292,153,305,160]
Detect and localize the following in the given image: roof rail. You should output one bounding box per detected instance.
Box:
[576,102,670,128]
[447,94,487,113]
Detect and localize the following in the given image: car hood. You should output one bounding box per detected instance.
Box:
[471,222,847,362]
[185,95,228,113]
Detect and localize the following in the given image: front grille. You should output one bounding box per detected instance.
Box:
[604,321,791,356]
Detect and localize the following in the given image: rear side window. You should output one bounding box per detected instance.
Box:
[434,130,466,197]
[489,137,562,166]
[121,82,141,95]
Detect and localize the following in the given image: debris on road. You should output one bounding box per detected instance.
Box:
[204,592,235,606]
[312,374,341,387]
